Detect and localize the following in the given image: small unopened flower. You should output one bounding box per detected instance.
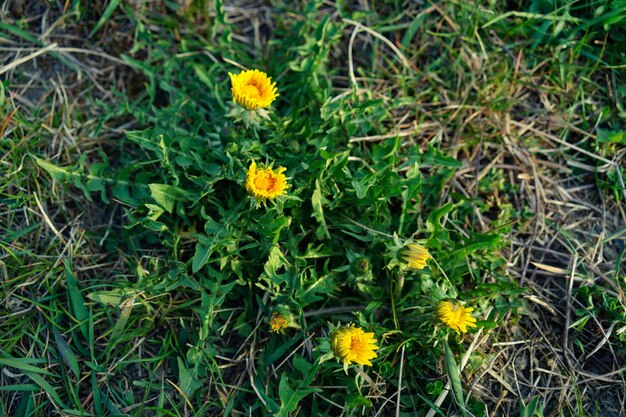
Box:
[229,69,278,110]
[350,257,371,275]
[245,161,288,205]
[330,324,378,366]
[435,300,477,335]
[402,243,431,270]
[269,312,289,333]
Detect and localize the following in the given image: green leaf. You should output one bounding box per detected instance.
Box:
[35,157,71,181]
[89,0,122,37]
[596,129,625,144]
[443,339,466,415]
[311,179,330,239]
[351,176,375,199]
[192,240,215,273]
[425,147,463,168]
[345,393,372,409]
[427,203,456,234]
[149,183,189,213]
[52,327,80,378]
[177,357,202,396]
[22,370,66,407]
[65,261,89,341]
[263,335,303,366]
[0,357,53,376]
[0,22,78,71]
[519,397,539,417]
[0,357,65,407]
[0,384,39,392]
[87,289,126,306]
[276,373,320,417]
[475,320,498,329]
[107,296,135,353]
[292,355,312,376]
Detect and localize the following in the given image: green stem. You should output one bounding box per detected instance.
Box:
[390,273,401,330]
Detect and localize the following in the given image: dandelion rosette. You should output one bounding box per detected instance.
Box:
[402,243,431,270]
[435,300,477,335]
[229,69,278,110]
[330,324,379,366]
[245,161,288,205]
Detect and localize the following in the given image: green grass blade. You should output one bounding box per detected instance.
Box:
[0,357,54,376]
[0,22,78,71]
[442,339,466,415]
[64,260,89,341]
[22,370,66,408]
[89,0,122,38]
[52,327,80,378]
[0,384,39,391]
[519,397,539,417]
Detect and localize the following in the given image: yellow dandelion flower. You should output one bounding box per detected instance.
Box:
[269,312,288,333]
[330,324,379,366]
[245,161,288,205]
[435,300,477,335]
[229,69,278,110]
[402,243,431,270]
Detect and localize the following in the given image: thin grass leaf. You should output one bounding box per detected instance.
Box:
[0,357,54,376]
[22,370,65,407]
[0,22,77,71]
[442,339,466,416]
[0,384,39,391]
[65,261,89,341]
[52,327,80,378]
[92,373,103,416]
[519,397,539,417]
[89,0,122,38]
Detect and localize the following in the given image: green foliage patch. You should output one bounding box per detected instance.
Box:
[26,2,518,415]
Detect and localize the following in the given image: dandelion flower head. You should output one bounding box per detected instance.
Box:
[245,161,288,205]
[269,312,288,333]
[435,300,477,335]
[330,324,379,366]
[229,69,278,110]
[402,243,431,270]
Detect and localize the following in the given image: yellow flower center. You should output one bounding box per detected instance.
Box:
[242,82,262,100]
[350,336,367,355]
[254,173,275,192]
[435,300,477,335]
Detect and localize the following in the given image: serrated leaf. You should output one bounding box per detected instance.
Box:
[35,158,70,181]
[87,289,126,306]
[149,183,189,213]
[276,373,320,417]
[351,177,374,199]
[192,241,214,273]
[427,203,456,234]
[177,357,202,396]
[311,179,330,239]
